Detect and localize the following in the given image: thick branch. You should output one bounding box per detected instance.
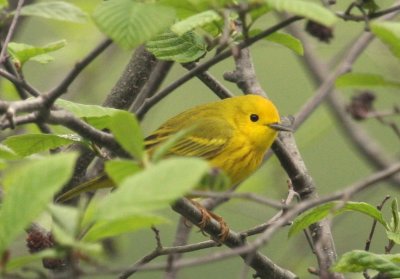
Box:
[103,45,157,109]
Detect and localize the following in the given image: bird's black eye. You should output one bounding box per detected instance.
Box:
[250,114,259,122]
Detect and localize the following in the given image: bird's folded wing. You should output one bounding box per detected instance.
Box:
[145,118,233,160]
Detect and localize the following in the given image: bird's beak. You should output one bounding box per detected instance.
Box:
[267,122,293,132]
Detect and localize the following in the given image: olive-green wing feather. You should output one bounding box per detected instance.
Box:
[58,117,233,202]
[56,174,113,202]
[145,118,233,160]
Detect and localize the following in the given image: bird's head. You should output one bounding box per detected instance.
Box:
[230,95,292,151]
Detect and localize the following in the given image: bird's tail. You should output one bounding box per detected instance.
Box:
[56,174,114,202]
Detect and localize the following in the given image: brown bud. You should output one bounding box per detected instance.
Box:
[26,229,54,253]
[346,91,376,120]
[26,227,66,270]
[305,20,334,43]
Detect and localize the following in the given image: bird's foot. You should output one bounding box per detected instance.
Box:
[189,200,230,242]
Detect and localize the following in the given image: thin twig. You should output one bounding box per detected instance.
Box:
[0,0,25,63]
[131,60,174,113]
[44,38,113,106]
[181,62,234,99]
[190,191,285,209]
[364,195,391,252]
[336,4,400,21]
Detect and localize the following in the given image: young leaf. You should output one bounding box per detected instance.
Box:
[265,32,304,56]
[52,222,102,255]
[56,99,121,118]
[18,1,88,23]
[333,250,400,277]
[3,133,85,157]
[5,249,60,272]
[387,198,400,244]
[0,153,77,255]
[56,99,122,129]
[7,40,67,66]
[265,0,337,27]
[289,201,387,237]
[47,204,80,238]
[93,0,175,49]
[387,231,400,245]
[0,0,7,10]
[0,144,19,160]
[171,10,221,36]
[371,21,400,60]
[336,73,400,89]
[94,157,209,221]
[160,0,233,19]
[105,159,141,185]
[83,214,168,242]
[109,111,144,159]
[146,30,207,63]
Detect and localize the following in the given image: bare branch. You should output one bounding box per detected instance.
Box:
[182,62,234,99]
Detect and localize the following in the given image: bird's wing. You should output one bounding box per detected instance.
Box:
[145,118,233,160]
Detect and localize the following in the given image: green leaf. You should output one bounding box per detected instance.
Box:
[146,30,207,63]
[105,159,141,185]
[109,111,144,159]
[387,198,400,244]
[94,157,209,221]
[5,249,60,272]
[52,222,102,255]
[371,21,400,60]
[0,153,77,255]
[0,144,19,160]
[265,32,304,55]
[249,3,272,24]
[7,40,67,66]
[47,204,80,237]
[56,99,124,129]
[18,1,88,23]
[289,201,387,237]
[387,231,400,245]
[83,214,168,242]
[265,0,337,27]
[0,0,8,10]
[171,10,221,35]
[160,0,233,19]
[3,133,85,156]
[333,250,400,277]
[336,73,400,89]
[93,0,175,49]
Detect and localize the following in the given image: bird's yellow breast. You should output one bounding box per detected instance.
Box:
[208,131,275,185]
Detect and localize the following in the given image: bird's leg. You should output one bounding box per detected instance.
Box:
[188,199,230,242]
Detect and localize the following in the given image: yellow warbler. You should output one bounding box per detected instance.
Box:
[57,94,290,202]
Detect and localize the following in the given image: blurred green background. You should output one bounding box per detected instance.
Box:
[2,0,399,278]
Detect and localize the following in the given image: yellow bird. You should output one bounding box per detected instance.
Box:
[57,94,291,238]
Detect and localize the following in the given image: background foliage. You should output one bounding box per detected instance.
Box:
[0,0,399,278]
